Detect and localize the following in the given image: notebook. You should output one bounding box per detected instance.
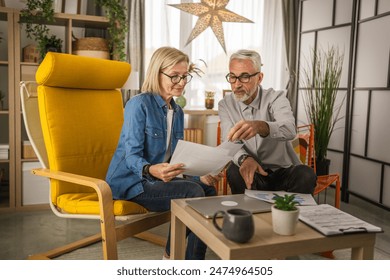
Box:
[298,204,383,236]
[186,194,272,218]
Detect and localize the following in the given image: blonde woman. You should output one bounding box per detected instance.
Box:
[106,47,220,260]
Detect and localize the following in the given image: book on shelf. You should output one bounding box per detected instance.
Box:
[0,144,9,160]
[184,128,203,144]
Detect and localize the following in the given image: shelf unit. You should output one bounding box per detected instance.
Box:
[0,7,15,210]
[0,8,219,212]
[184,109,219,145]
[0,7,109,212]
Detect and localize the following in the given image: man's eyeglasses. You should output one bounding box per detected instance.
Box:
[161,72,193,84]
[225,72,260,84]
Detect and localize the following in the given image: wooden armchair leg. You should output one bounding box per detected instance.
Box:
[27,233,102,260]
[134,231,167,247]
[335,177,341,209]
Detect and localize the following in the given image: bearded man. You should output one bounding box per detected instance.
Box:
[218,49,316,194]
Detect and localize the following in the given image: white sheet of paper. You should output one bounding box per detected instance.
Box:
[170,140,243,176]
[245,189,318,206]
[298,204,383,236]
[216,140,245,156]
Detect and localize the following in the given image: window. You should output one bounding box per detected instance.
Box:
[145,0,288,108]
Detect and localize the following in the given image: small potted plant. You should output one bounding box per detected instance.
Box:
[174,59,207,109]
[20,0,63,61]
[40,34,62,54]
[271,193,300,235]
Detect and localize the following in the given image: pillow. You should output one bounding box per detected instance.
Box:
[292,133,310,165]
[36,52,131,90]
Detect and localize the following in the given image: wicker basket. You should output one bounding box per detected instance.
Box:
[72,37,110,60]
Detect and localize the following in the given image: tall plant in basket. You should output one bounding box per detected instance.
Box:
[301,46,344,175]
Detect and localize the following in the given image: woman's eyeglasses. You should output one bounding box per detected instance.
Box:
[161,72,193,84]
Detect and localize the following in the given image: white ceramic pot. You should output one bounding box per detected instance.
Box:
[271,205,300,235]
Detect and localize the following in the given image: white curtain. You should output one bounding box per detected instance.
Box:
[144,0,288,108]
[261,0,289,91]
[122,0,145,103]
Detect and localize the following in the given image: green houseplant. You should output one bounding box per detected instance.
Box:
[96,0,128,61]
[271,194,300,235]
[20,0,63,60]
[301,46,344,175]
[273,193,298,211]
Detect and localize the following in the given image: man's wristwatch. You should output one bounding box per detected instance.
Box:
[142,164,152,177]
[238,154,251,166]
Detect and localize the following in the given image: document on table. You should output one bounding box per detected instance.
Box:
[245,189,318,206]
[170,140,243,176]
[298,204,383,236]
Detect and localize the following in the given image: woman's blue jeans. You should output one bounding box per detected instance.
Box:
[131,177,217,259]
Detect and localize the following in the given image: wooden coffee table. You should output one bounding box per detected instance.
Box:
[171,196,377,260]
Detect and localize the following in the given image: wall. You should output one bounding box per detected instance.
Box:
[296,0,390,209]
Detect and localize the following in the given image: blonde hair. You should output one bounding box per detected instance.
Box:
[142,47,190,93]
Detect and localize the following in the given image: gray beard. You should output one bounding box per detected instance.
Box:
[233,91,251,103]
[233,86,259,103]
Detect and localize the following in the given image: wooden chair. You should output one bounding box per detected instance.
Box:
[21,52,170,260]
[296,124,341,259]
[216,90,233,195]
[295,124,341,208]
[20,81,49,169]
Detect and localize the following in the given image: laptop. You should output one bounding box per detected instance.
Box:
[186,194,272,218]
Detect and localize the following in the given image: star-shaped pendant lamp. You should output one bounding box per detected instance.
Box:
[168,0,253,53]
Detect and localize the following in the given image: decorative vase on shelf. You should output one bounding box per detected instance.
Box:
[175,95,186,108]
[205,91,215,109]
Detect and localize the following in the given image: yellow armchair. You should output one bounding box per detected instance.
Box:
[24,52,169,260]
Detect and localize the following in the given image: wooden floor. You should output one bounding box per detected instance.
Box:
[0,188,389,260]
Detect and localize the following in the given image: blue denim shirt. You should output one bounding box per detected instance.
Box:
[106,92,184,200]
